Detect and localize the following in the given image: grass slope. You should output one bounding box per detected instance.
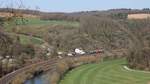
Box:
[59,59,150,84]
[19,34,44,45]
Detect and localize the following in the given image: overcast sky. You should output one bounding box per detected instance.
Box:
[0,0,150,12]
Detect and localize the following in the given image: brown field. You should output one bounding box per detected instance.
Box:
[0,12,39,18]
[128,14,150,19]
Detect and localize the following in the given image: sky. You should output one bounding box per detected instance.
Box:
[0,0,150,12]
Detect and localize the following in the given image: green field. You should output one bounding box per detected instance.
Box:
[19,34,44,45]
[59,59,150,84]
[26,19,79,26]
[4,18,79,32]
[13,18,79,27]
[4,18,79,45]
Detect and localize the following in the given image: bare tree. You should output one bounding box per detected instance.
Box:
[0,29,12,55]
[79,15,148,70]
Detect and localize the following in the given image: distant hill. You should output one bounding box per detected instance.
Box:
[0,8,150,20]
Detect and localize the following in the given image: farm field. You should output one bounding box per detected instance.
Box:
[4,18,79,32]
[128,14,150,19]
[4,18,79,45]
[60,59,150,84]
[14,18,79,26]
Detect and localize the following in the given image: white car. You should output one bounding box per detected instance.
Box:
[75,48,85,55]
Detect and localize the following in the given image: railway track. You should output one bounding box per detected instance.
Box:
[0,53,102,84]
[0,58,58,84]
